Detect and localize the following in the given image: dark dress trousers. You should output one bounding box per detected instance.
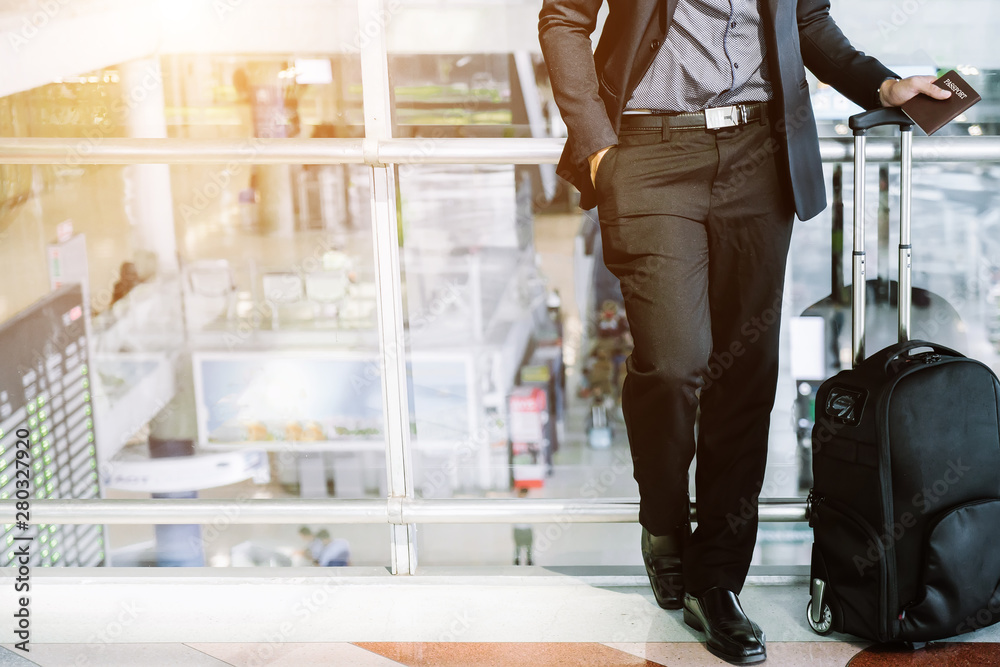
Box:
[539,0,896,594]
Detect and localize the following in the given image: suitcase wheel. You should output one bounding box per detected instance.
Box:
[806,599,834,635]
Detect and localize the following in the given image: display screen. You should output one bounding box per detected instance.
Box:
[194,354,385,443]
[194,353,472,445]
[0,285,104,567]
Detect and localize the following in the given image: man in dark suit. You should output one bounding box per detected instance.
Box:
[539,0,948,663]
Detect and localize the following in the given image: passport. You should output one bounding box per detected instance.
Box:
[901,70,982,135]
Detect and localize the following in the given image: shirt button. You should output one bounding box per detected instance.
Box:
[731,21,737,28]
[650,40,660,51]
[734,63,740,69]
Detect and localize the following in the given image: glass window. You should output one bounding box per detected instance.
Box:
[0,0,395,567]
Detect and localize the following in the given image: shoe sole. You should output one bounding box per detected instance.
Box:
[683,608,767,665]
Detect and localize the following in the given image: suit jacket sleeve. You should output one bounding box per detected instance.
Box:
[798,0,898,109]
[539,0,618,170]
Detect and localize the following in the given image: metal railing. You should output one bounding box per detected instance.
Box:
[0,497,808,524]
[1,135,999,165]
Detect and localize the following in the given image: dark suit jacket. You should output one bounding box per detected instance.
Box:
[538,0,897,220]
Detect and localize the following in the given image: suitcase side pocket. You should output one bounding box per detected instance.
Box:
[898,498,1000,641]
[811,496,889,641]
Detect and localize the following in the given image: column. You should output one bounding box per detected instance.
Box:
[248,61,297,237]
[118,57,179,277]
[148,356,205,566]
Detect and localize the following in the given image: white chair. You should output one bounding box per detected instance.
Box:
[182,259,237,331]
[261,272,313,327]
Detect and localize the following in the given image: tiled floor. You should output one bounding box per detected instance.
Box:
[6,570,1000,664]
[3,641,1000,666]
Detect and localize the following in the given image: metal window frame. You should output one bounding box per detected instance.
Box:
[358,0,418,576]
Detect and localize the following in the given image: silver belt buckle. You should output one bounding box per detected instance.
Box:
[704,104,745,130]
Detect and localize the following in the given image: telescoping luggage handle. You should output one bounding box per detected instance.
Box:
[848,108,915,368]
[880,340,966,375]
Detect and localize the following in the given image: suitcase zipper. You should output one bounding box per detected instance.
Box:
[875,386,900,641]
[924,497,998,534]
[812,494,888,639]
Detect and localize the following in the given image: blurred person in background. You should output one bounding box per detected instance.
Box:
[110,262,140,308]
[316,529,351,567]
[294,526,323,564]
[513,487,534,565]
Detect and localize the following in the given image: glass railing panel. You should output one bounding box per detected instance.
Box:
[0,40,396,567]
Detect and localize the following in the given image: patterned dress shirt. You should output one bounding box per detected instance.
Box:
[625,0,774,113]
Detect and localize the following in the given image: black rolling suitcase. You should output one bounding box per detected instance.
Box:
[806,108,1000,644]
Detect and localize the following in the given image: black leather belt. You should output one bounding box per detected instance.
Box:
[620,102,766,131]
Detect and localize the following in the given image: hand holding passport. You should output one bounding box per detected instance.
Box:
[901,70,982,135]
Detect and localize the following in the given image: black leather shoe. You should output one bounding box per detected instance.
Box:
[683,588,766,665]
[641,525,688,610]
